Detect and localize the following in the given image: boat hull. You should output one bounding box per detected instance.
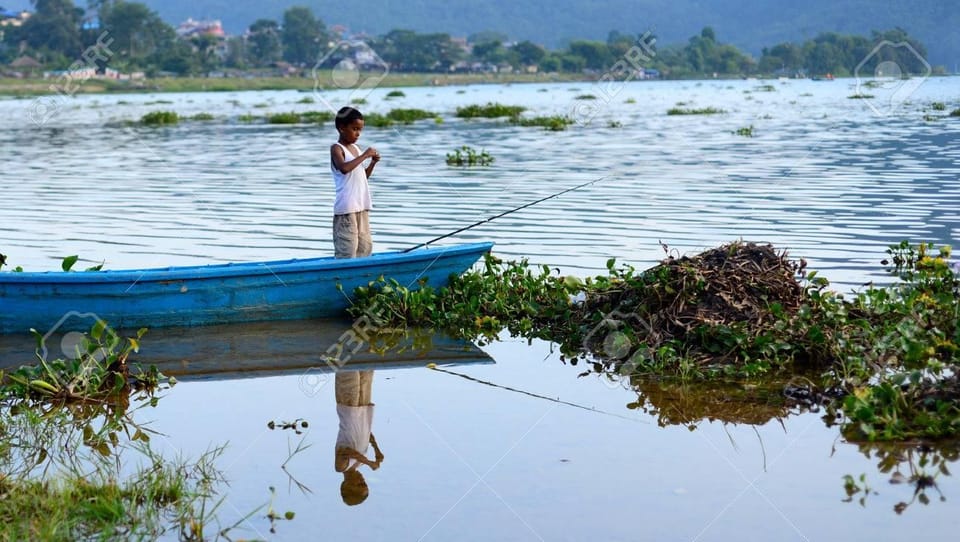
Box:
[0,242,493,334]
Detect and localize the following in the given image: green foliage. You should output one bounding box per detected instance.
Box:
[385,90,406,98]
[281,6,327,65]
[386,108,435,123]
[455,103,526,118]
[247,19,282,67]
[574,94,597,100]
[301,110,334,123]
[734,125,754,137]
[445,145,495,166]
[667,107,725,115]
[373,30,464,72]
[931,102,946,111]
[140,111,179,125]
[950,109,960,117]
[2,325,166,403]
[509,115,575,131]
[190,112,215,121]
[848,93,875,99]
[296,96,315,104]
[266,112,301,124]
[351,241,960,441]
[363,113,394,128]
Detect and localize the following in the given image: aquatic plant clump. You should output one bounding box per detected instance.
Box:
[446,145,494,166]
[386,108,436,124]
[140,111,179,125]
[455,103,526,118]
[350,240,960,441]
[666,107,725,115]
[509,115,575,131]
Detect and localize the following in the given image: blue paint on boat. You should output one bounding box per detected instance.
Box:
[0,242,493,334]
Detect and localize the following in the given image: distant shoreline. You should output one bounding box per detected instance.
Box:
[3,72,953,97]
[0,72,599,96]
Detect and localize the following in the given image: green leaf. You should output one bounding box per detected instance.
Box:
[61,255,79,272]
[91,319,106,340]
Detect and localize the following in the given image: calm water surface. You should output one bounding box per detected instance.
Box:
[2,78,960,540]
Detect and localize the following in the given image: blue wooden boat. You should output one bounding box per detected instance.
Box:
[0,242,493,335]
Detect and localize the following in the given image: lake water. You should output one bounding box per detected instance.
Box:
[2,77,960,540]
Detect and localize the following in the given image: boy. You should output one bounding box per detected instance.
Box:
[331,106,380,258]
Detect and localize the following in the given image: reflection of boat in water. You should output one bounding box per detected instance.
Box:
[0,319,493,382]
[0,242,493,334]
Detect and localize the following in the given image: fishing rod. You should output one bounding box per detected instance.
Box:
[403,175,611,252]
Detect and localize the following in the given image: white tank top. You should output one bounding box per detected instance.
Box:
[331,142,373,215]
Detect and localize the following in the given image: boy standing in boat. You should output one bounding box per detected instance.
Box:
[331,106,380,258]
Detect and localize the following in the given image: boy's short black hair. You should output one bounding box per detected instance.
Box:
[335,106,364,129]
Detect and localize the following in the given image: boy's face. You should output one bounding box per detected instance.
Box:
[338,119,365,145]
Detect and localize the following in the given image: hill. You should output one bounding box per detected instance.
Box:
[3,0,957,67]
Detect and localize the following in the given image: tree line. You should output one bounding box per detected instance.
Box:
[0,1,933,78]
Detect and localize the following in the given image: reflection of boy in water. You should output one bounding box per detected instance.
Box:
[334,370,384,506]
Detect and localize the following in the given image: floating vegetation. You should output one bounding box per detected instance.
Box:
[625,98,637,104]
[667,107,725,115]
[267,112,302,124]
[455,103,526,118]
[848,93,875,99]
[296,96,315,104]
[238,113,258,123]
[608,120,623,128]
[800,93,814,97]
[509,115,574,131]
[931,102,946,111]
[140,111,179,125]
[924,114,941,122]
[143,99,173,105]
[190,112,215,121]
[253,102,269,108]
[734,125,755,137]
[363,113,394,128]
[385,90,406,98]
[574,94,597,100]
[2,325,169,404]
[351,97,368,104]
[755,84,776,92]
[445,145,494,166]
[386,108,436,124]
[350,240,960,442]
[951,109,960,117]
[301,110,334,123]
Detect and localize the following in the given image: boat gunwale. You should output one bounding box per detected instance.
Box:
[0,242,494,285]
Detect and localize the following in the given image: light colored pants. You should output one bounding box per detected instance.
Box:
[335,370,373,406]
[333,211,372,258]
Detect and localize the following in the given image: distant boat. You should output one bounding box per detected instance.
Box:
[0,242,493,334]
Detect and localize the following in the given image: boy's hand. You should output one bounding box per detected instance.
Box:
[366,147,381,163]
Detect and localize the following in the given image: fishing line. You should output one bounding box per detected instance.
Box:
[404,174,612,252]
[427,365,649,424]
